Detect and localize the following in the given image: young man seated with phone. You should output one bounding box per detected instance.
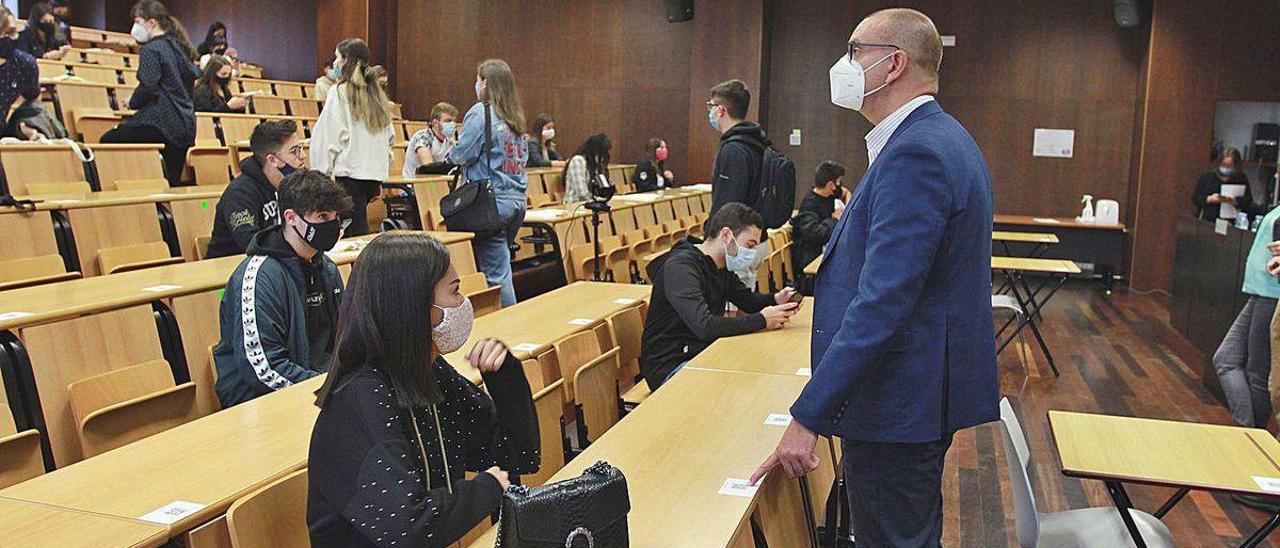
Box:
[639,202,801,390]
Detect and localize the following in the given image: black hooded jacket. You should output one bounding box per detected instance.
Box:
[639,237,775,390]
[212,226,343,407]
[707,122,767,219]
[207,156,279,258]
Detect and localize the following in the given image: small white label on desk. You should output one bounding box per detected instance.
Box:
[568,318,593,326]
[46,199,82,204]
[1254,476,1280,493]
[719,478,760,498]
[1216,218,1231,236]
[139,500,206,524]
[0,311,33,321]
[148,193,179,198]
[512,343,540,353]
[613,298,637,305]
[764,413,792,426]
[795,368,811,377]
[142,284,182,292]
[1032,218,1061,224]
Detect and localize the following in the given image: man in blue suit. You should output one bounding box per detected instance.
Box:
[751,8,997,546]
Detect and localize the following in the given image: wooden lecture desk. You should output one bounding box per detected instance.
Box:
[0,282,652,544]
[1,186,230,267]
[0,498,168,547]
[991,256,1081,377]
[1049,411,1280,547]
[993,214,1125,293]
[689,298,813,377]
[470,367,815,548]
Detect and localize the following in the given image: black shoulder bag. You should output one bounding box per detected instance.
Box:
[495,460,630,547]
[440,102,503,235]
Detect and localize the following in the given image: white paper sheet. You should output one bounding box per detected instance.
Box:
[1033,129,1075,158]
[1220,183,1247,219]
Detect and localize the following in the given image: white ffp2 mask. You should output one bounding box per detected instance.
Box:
[829,51,894,111]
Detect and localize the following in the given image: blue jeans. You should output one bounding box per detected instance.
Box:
[843,434,954,547]
[474,196,526,306]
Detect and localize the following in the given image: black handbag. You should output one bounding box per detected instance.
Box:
[440,102,503,235]
[495,461,630,547]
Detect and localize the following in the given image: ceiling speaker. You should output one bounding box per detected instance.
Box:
[665,0,693,23]
[1114,0,1141,28]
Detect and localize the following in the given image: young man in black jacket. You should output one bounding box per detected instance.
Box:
[640,202,800,390]
[706,79,768,223]
[207,120,305,258]
[212,170,353,407]
[791,161,849,283]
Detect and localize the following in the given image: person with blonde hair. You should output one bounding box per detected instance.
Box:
[310,38,395,237]
[447,59,529,306]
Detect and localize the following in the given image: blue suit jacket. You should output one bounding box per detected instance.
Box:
[790,100,998,443]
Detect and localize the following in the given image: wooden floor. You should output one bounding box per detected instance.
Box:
[943,281,1279,547]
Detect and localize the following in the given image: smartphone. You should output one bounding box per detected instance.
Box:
[787,290,803,305]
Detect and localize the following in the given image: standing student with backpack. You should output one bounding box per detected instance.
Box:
[705,79,796,284]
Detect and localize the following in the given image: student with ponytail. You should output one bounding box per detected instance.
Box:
[310,38,394,237]
[101,0,199,186]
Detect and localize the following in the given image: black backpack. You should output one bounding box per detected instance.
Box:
[725,134,796,229]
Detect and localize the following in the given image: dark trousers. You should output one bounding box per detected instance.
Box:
[101,124,189,186]
[843,434,954,548]
[337,176,381,236]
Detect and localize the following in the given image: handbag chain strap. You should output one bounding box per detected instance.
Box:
[408,406,454,494]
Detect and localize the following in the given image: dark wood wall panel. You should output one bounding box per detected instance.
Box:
[101,0,317,83]
[764,0,1146,228]
[685,0,765,183]
[395,0,695,181]
[1129,0,1280,291]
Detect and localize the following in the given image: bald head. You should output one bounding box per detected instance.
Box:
[855,8,942,85]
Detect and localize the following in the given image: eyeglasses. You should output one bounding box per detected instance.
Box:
[847,40,900,62]
[705,101,720,111]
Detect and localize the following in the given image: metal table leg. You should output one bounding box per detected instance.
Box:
[1104,481,1147,548]
[1003,270,1062,376]
[1241,512,1280,548]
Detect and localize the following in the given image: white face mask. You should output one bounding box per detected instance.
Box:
[431,296,474,354]
[829,50,895,111]
[542,128,556,141]
[440,121,456,139]
[130,22,151,43]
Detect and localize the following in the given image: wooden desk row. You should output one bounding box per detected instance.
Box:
[0,186,226,278]
[520,187,712,281]
[0,281,650,547]
[0,232,475,470]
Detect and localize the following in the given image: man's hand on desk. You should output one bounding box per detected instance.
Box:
[761,302,798,330]
[750,420,820,485]
[1268,256,1280,276]
[774,287,799,306]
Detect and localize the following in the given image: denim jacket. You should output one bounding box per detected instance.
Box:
[447,101,529,201]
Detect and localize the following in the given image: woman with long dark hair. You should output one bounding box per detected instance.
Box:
[561,133,612,204]
[307,231,539,547]
[310,38,394,236]
[1192,147,1254,221]
[447,59,529,306]
[192,56,245,113]
[633,137,675,192]
[526,113,565,168]
[16,2,68,60]
[101,0,200,186]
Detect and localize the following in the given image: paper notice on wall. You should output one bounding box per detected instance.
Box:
[1220,184,1247,219]
[1033,129,1075,158]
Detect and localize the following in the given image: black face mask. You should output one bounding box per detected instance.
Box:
[0,38,14,60]
[292,216,342,253]
[38,22,56,35]
[215,75,231,85]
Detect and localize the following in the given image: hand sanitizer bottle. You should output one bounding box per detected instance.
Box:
[1078,195,1094,223]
